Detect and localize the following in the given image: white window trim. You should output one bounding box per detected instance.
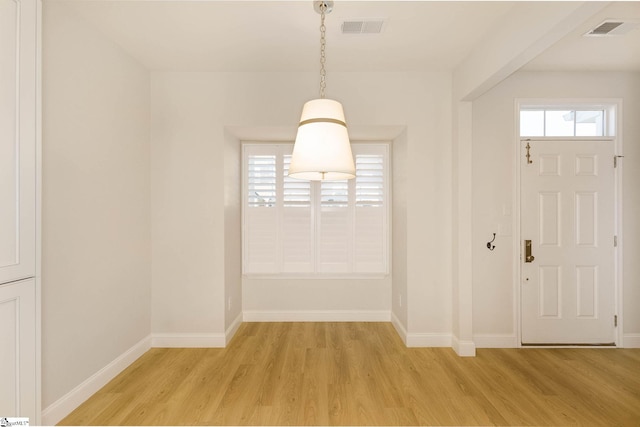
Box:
[520,136,615,142]
[242,141,391,279]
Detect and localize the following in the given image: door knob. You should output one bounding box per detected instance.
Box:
[525,240,535,263]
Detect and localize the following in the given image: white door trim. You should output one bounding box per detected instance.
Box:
[513,98,624,348]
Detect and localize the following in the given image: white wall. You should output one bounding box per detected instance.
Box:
[403,73,453,338]
[224,129,243,330]
[472,71,640,344]
[391,130,408,328]
[150,73,226,335]
[150,71,453,337]
[42,2,151,407]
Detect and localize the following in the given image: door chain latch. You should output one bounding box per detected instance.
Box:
[525,142,533,164]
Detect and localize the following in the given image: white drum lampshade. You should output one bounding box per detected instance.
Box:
[289,98,356,181]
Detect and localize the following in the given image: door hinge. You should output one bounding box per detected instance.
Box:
[614,235,618,247]
[614,315,618,327]
[614,155,624,168]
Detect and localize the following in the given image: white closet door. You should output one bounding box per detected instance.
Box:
[0,0,37,284]
[0,0,39,423]
[0,278,36,418]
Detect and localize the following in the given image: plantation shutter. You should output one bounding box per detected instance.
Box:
[244,146,278,273]
[282,155,314,273]
[317,179,351,273]
[353,146,388,273]
[243,142,389,276]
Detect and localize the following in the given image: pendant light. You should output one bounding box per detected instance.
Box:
[288,0,356,181]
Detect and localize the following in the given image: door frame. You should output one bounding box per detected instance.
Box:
[513,98,624,347]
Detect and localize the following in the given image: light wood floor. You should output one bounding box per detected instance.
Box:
[59,322,640,426]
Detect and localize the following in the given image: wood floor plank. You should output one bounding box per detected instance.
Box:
[300,348,329,426]
[59,323,640,426]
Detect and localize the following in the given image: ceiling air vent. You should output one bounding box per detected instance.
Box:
[341,19,386,34]
[584,20,640,36]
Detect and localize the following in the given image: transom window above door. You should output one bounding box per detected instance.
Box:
[520,109,605,137]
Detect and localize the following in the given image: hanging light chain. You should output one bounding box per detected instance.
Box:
[319,3,327,99]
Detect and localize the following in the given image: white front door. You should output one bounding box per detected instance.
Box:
[521,139,616,345]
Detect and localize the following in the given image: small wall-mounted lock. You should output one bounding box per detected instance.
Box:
[525,239,535,263]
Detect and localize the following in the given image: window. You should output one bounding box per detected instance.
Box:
[243,143,389,276]
[520,109,605,137]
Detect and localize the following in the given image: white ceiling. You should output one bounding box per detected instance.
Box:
[54,1,640,73]
[524,1,640,71]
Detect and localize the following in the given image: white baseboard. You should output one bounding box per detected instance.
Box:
[391,312,458,349]
[474,333,518,348]
[406,332,452,348]
[242,310,391,322]
[623,333,640,348]
[225,312,243,345]
[452,335,476,357]
[151,332,226,348]
[390,311,407,345]
[41,335,151,426]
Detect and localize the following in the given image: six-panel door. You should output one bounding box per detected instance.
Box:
[521,139,616,345]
